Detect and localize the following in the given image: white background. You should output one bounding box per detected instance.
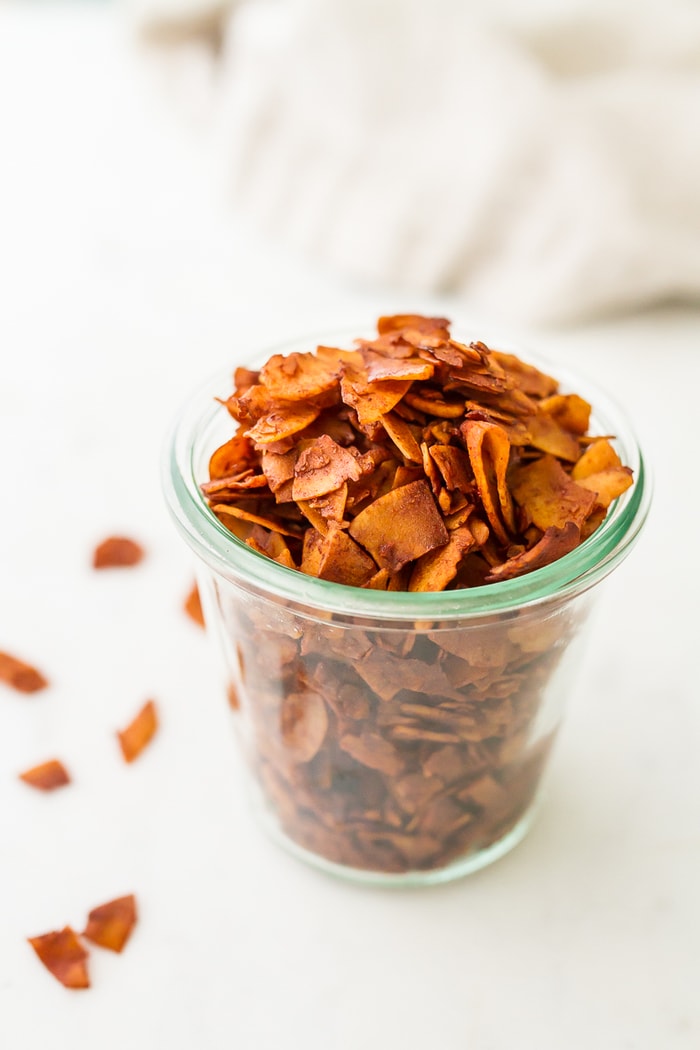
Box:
[0,6,698,1049]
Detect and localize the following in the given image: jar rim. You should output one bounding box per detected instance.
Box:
[162,325,651,621]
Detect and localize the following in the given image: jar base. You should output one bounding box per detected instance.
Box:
[257,802,540,887]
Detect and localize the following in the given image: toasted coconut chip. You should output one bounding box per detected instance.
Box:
[357,333,417,359]
[393,398,427,423]
[259,436,295,455]
[300,528,325,576]
[468,515,491,546]
[422,744,473,781]
[261,447,298,492]
[281,692,328,763]
[445,367,510,396]
[423,418,459,444]
[463,773,510,811]
[511,455,597,531]
[349,480,448,573]
[357,828,443,866]
[298,483,348,534]
[475,387,539,421]
[93,536,144,569]
[454,553,495,588]
[389,725,461,745]
[463,420,515,545]
[439,652,491,688]
[580,505,608,541]
[572,437,621,480]
[381,411,422,462]
[479,536,506,568]
[19,759,71,791]
[117,700,158,763]
[273,547,296,569]
[238,382,314,422]
[393,464,424,490]
[0,651,48,694]
[409,526,476,592]
[317,526,377,587]
[200,472,268,499]
[292,434,361,500]
[578,433,616,446]
[522,524,544,546]
[419,341,466,367]
[210,505,250,542]
[575,467,634,509]
[340,370,412,425]
[339,733,404,777]
[490,350,559,397]
[212,504,300,537]
[447,339,485,364]
[464,400,517,426]
[203,466,251,487]
[447,490,470,514]
[485,522,580,582]
[259,351,340,400]
[316,343,364,367]
[377,314,451,337]
[507,617,565,653]
[248,402,323,445]
[184,582,205,627]
[428,444,473,492]
[208,432,256,480]
[28,928,89,989]
[444,505,473,530]
[391,772,444,814]
[409,336,453,358]
[299,408,358,447]
[352,446,392,476]
[498,419,533,447]
[538,393,591,435]
[271,479,296,503]
[364,568,391,590]
[404,391,465,418]
[526,410,581,462]
[233,365,259,391]
[83,895,137,953]
[420,441,442,497]
[347,462,394,508]
[227,681,240,710]
[246,523,293,561]
[362,350,434,383]
[355,648,458,701]
[470,341,506,371]
[429,627,512,666]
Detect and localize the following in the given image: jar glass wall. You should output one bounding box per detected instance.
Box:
[164,334,650,885]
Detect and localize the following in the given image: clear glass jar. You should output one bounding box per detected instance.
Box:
[163,333,650,886]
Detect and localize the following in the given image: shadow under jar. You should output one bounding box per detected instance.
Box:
[164,334,650,886]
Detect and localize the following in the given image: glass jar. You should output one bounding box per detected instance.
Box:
[163,332,650,885]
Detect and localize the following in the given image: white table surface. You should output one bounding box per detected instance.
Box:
[1,6,698,1049]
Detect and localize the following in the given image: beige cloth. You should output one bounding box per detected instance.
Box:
[144,0,700,324]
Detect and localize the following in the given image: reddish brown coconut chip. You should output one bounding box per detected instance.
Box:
[0,651,48,694]
[117,700,159,763]
[93,536,144,569]
[83,895,137,953]
[19,759,71,792]
[28,928,90,989]
[184,582,205,627]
